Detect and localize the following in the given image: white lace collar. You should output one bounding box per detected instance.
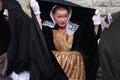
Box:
[42,21,79,35]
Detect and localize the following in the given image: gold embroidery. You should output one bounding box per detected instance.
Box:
[53,30,74,51]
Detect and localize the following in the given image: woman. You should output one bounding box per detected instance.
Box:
[4,0,41,79]
[99,11,120,80]
[39,0,101,79]
[42,5,86,80]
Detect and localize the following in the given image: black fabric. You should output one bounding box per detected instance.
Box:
[38,0,96,25]
[30,9,68,80]
[39,0,101,80]
[0,9,10,55]
[99,11,120,80]
[3,0,68,80]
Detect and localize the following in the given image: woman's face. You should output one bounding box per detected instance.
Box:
[53,9,69,29]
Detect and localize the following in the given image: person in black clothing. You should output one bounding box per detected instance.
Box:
[0,0,10,79]
[99,11,120,80]
[3,0,68,80]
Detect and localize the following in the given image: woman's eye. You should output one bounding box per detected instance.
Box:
[65,15,68,18]
[58,16,62,18]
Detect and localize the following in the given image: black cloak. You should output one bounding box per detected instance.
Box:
[99,11,120,80]
[37,0,101,80]
[3,0,68,80]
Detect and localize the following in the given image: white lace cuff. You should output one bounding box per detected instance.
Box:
[3,9,8,16]
[92,9,101,25]
[30,0,41,14]
[9,71,30,80]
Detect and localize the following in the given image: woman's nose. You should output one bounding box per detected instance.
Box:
[61,17,65,22]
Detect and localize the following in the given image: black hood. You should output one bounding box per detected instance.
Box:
[37,0,96,26]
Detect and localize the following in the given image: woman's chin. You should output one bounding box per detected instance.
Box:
[59,26,66,29]
[59,25,66,28]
